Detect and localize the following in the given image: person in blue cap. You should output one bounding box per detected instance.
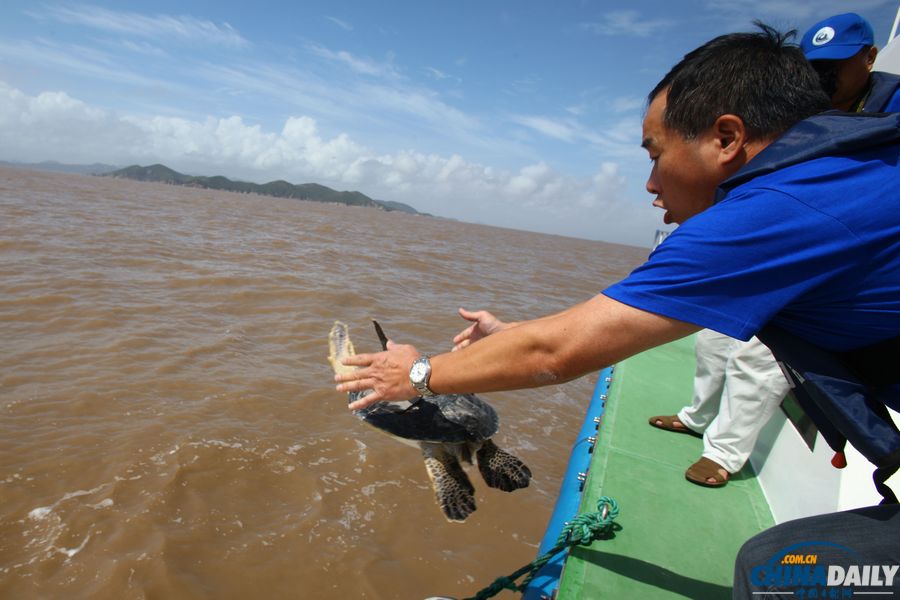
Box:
[801,12,900,112]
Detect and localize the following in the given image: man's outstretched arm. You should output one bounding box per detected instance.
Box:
[336,294,700,409]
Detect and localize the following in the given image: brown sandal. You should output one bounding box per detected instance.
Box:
[648,415,702,438]
[685,457,729,488]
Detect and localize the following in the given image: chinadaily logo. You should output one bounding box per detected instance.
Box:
[749,541,898,598]
[813,26,836,46]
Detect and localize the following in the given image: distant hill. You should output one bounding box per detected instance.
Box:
[0,160,120,175]
[105,164,421,214]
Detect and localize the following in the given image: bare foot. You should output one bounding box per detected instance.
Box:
[653,417,688,430]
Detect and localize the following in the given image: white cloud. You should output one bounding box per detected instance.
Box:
[508,112,644,162]
[358,82,480,132]
[32,3,249,48]
[423,67,456,82]
[0,39,176,91]
[114,39,170,59]
[702,0,888,23]
[510,116,576,142]
[0,30,523,174]
[0,81,655,245]
[305,43,401,79]
[580,11,675,37]
[504,75,542,97]
[324,16,354,32]
[0,82,143,162]
[611,96,646,113]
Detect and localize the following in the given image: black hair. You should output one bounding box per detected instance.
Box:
[648,22,831,140]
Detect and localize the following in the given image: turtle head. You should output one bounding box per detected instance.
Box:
[328,321,357,376]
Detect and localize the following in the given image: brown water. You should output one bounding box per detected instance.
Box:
[0,166,647,599]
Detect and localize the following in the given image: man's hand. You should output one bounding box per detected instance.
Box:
[334,340,421,410]
[451,308,508,351]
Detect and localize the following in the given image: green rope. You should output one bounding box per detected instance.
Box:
[462,496,620,600]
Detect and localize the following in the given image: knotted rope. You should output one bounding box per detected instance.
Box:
[462,496,620,600]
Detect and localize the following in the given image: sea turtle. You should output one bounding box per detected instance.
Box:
[328,320,531,522]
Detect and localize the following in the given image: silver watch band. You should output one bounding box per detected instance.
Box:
[410,356,435,396]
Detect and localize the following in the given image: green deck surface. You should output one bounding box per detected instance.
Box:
[557,336,775,599]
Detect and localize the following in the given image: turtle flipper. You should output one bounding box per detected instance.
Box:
[476,439,531,492]
[421,443,476,522]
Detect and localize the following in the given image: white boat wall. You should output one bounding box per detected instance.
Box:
[875,5,900,74]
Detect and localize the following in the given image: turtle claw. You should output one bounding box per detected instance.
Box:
[477,440,531,492]
[422,443,477,523]
[371,319,389,350]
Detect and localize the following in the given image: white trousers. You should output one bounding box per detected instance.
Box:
[677,329,790,474]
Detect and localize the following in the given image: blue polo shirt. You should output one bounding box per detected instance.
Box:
[603,112,900,352]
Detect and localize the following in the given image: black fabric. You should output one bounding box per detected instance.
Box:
[837,334,900,387]
[714,111,900,202]
[865,71,900,112]
[757,324,900,504]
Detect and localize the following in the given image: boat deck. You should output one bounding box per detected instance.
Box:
[557,336,775,599]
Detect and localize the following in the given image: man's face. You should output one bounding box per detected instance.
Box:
[641,92,722,225]
[811,46,877,110]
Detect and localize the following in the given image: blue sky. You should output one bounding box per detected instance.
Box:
[1,1,897,246]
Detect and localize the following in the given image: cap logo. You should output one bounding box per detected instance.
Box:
[813,26,835,46]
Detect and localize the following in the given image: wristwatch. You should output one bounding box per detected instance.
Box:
[409,356,436,397]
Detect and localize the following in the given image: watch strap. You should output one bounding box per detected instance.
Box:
[410,356,435,397]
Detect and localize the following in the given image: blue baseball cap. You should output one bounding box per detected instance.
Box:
[801,13,874,61]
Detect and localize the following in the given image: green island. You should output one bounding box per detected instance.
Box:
[105,163,423,214]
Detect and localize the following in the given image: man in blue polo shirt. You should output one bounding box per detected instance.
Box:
[802,12,900,112]
[335,23,900,594]
[335,24,899,443]
[651,11,900,493]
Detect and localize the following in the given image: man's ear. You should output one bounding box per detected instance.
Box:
[712,114,747,166]
[866,46,878,71]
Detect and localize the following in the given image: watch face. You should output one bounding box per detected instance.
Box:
[411,362,427,382]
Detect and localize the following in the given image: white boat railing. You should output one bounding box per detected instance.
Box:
[875,5,900,74]
[652,229,670,250]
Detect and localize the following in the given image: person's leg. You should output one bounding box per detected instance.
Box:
[677,329,736,433]
[701,336,789,474]
[733,504,900,599]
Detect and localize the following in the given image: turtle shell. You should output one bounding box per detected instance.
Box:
[352,392,499,443]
